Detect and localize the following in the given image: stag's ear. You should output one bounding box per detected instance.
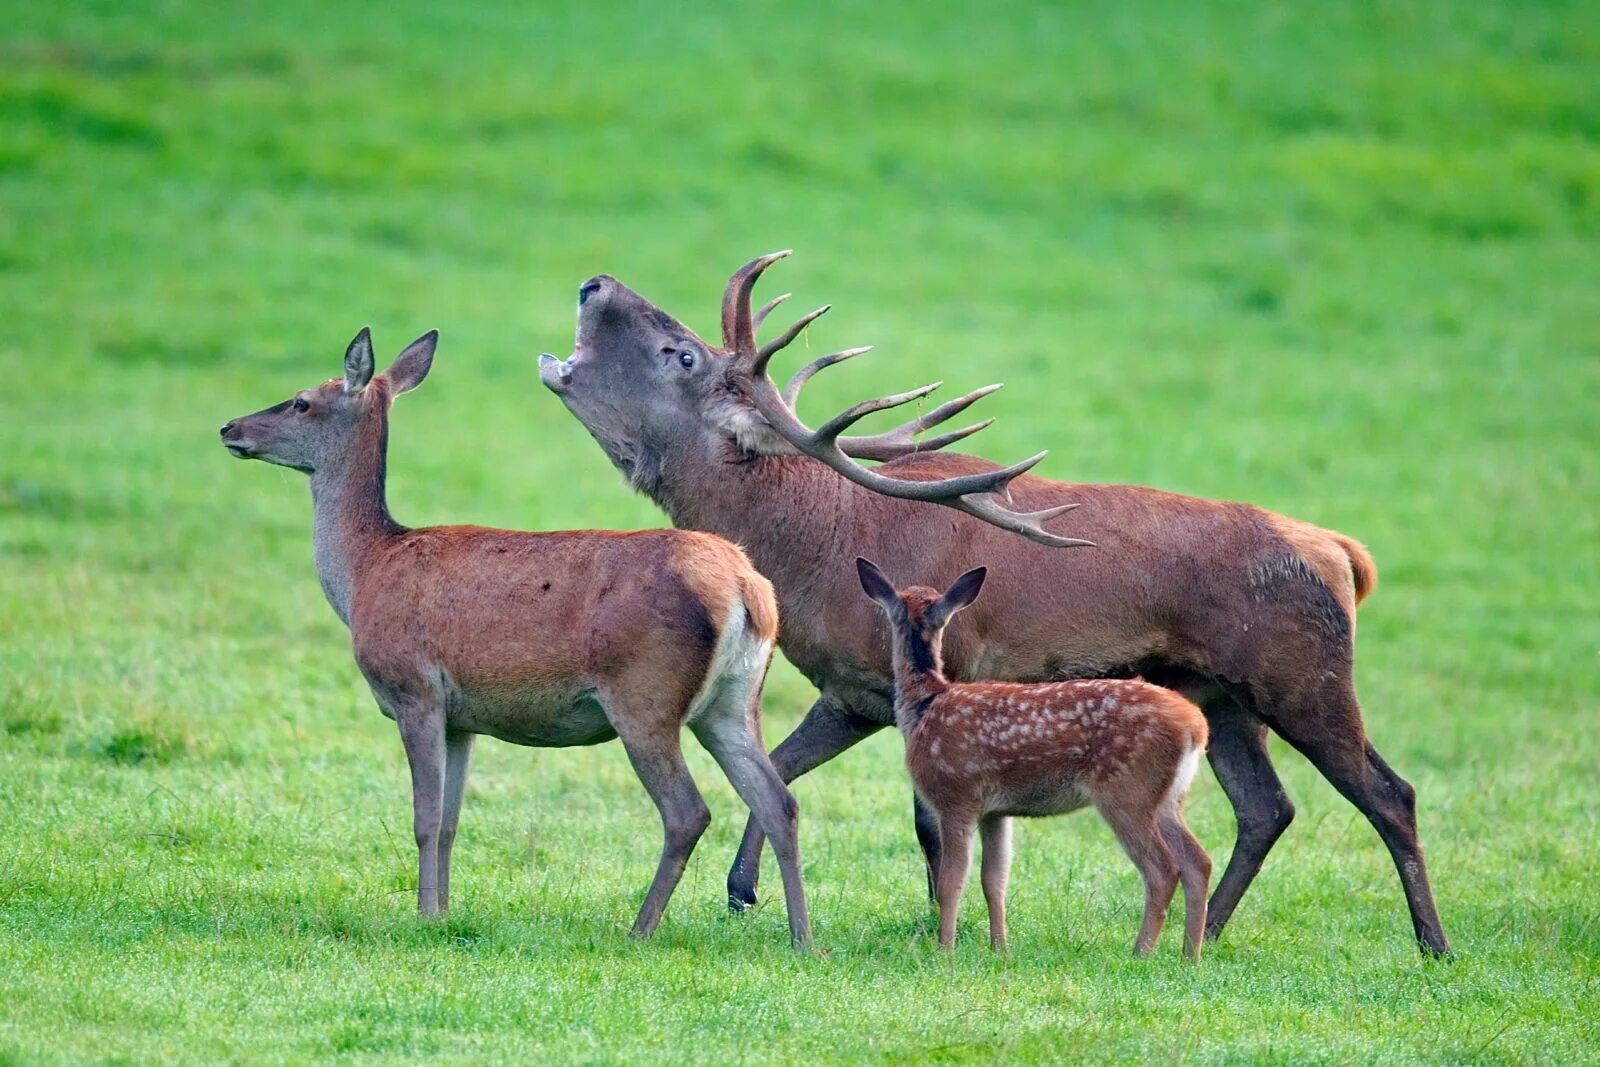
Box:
[344,327,375,393]
[930,566,987,628]
[856,557,900,611]
[386,330,437,395]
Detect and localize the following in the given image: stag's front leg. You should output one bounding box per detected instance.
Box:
[914,794,942,904]
[393,702,447,916]
[727,693,882,910]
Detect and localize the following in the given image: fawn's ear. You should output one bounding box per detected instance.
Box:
[930,566,987,628]
[344,327,375,393]
[386,329,438,395]
[856,557,899,611]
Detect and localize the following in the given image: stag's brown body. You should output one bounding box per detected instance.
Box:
[222,329,810,945]
[540,253,1450,955]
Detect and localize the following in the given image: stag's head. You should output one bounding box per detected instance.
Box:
[540,252,1092,547]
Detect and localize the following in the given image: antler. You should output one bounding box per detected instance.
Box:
[722,251,1093,549]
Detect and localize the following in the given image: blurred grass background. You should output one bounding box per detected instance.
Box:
[1,0,1597,1062]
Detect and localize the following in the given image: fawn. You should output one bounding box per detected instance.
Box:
[856,557,1211,958]
[219,328,810,945]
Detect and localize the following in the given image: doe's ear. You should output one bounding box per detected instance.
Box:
[855,557,900,611]
[344,327,375,393]
[386,329,438,395]
[929,566,987,628]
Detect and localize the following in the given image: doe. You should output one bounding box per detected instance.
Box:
[219,328,810,945]
[857,558,1211,958]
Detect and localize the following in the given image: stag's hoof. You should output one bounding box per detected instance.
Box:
[1420,938,1456,961]
[727,888,758,913]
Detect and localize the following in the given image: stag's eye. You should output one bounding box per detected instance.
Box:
[679,350,695,370]
[292,398,310,413]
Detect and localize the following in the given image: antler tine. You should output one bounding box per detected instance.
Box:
[841,418,995,462]
[731,249,1093,548]
[839,384,1003,460]
[959,498,1096,548]
[758,305,831,360]
[782,346,873,407]
[814,382,944,442]
[753,292,791,330]
[722,250,791,355]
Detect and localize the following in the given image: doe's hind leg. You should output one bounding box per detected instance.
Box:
[609,710,712,938]
[692,683,812,947]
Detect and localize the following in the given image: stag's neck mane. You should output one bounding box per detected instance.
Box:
[645,428,851,573]
[308,385,404,625]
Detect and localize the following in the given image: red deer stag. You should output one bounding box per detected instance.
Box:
[538,252,1450,955]
[857,558,1211,958]
[221,328,810,945]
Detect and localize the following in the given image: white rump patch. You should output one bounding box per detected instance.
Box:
[1164,743,1205,813]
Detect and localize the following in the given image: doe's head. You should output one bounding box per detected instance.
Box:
[856,557,987,658]
[219,328,437,474]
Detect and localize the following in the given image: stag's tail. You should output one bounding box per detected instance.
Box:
[1333,533,1378,606]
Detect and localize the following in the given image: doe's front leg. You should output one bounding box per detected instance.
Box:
[394,704,447,916]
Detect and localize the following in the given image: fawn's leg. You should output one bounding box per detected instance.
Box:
[437,729,475,912]
[1159,810,1213,960]
[1102,804,1179,955]
[979,814,1012,951]
[935,811,977,949]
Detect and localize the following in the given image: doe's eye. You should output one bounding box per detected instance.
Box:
[292,398,310,413]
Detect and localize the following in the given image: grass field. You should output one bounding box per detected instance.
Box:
[2,0,1598,1062]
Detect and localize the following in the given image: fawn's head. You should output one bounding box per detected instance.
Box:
[856,557,987,678]
[220,328,437,474]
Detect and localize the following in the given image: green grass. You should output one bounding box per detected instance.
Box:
[2,0,1598,1061]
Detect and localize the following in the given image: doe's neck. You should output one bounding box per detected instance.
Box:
[308,393,403,625]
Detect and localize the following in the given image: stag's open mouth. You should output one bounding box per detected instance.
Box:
[538,352,575,394]
[224,442,254,458]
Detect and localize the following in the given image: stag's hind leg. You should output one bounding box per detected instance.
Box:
[1203,700,1295,941]
[1267,682,1450,956]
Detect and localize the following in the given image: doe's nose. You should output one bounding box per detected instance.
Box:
[220,421,235,438]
